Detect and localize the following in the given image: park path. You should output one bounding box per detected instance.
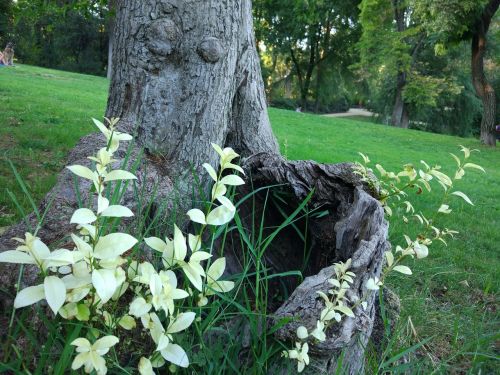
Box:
[322,108,374,117]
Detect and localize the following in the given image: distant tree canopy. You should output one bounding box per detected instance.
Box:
[0,0,498,140]
[9,0,110,76]
[0,0,13,47]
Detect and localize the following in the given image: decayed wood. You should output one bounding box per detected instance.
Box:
[230,153,390,374]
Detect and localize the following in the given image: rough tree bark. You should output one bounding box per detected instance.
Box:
[471,0,499,146]
[391,71,409,128]
[0,1,389,372]
[390,0,409,128]
[236,154,389,374]
[106,0,116,80]
[106,0,278,180]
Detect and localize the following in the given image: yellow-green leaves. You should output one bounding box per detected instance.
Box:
[0,250,37,264]
[203,163,218,181]
[206,205,235,226]
[413,242,429,259]
[70,208,97,225]
[138,357,154,375]
[104,170,137,182]
[100,205,134,218]
[393,265,412,275]
[14,275,67,315]
[287,342,309,373]
[366,277,382,290]
[129,297,152,319]
[93,233,138,260]
[296,326,308,340]
[14,284,45,309]
[438,204,452,214]
[205,257,234,296]
[44,275,67,314]
[71,335,119,374]
[186,209,206,225]
[92,269,118,304]
[67,165,96,181]
[451,191,473,205]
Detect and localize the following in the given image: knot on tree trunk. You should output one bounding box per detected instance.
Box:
[197,37,225,63]
[227,153,389,374]
[146,18,181,57]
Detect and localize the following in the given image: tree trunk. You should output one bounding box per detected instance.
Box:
[390,0,410,129]
[471,0,499,146]
[106,0,278,179]
[391,71,409,128]
[106,0,116,80]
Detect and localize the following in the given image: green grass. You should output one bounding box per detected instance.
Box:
[0,65,107,228]
[1,65,499,372]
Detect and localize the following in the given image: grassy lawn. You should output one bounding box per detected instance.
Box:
[0,65,498,372]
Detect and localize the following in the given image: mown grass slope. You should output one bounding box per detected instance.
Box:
[0,65,498,372]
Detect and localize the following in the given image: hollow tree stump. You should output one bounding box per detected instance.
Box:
[228,153,390,374]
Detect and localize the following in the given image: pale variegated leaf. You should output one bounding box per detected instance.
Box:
[104,170,137,182]
[220,175,244,186]
[183,264,203,291]
[43,249,78,268]
[211,182,227,200]
[67,165,96,181]
[14,284,45,308]
[93,118,110,136]
[119,315,136,330]
[70,208,97,225]
[211,143,224,156]
[161,343,189,368]
[0,250,36,264]
[93,233,138,259]
[44,276,67,314]
[168,312,196,334]
[335,304,355,317]
[206,205,234,226]
[217,196,235,211]
[101,205,134,218]
[202,163,218,182]
[97,195,110,214]
[451,191,474,205]
[188,234,201,252]
[173,225,187,261]
[385,251,394,267]
[92,269,117,304]
[144,237,167,253]
[138,357,154,375]
[209,280,234,294]
[71,234,92,256]
[225,162,245,174]
[186,209,206,225]
[92,335,119,354]
[463,163,485,173]
[207,257,226,281]
[413,243,428,259]
[393,265,412,275]
[190,251,211,262]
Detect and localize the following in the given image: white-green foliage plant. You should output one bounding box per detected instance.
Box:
[354,146,485,289]
[0,118,241,374]
[282,259,357,373]
[283,146,483,373]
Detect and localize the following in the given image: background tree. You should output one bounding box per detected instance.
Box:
[254,0,360,112]
[0,0,13,48]
[357,0,423,128]
[414,0,500,145]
